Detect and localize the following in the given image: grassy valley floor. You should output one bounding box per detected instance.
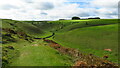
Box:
[5,40,73,66]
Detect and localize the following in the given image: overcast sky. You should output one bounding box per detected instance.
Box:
[0,0,119,20]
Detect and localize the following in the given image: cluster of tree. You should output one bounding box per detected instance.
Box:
[71,16,100,20]
[72,16,80,20]
[59,19,66,20]
[88,17,100,19]
[59,16,100,20]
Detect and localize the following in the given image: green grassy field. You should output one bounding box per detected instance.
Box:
[57,19,117,32]
[7,40,72,66]
[2,40,73,66]
[53,24,118,63]
[1,19,118,66]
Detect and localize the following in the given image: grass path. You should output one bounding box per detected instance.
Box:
[9,40,73,66]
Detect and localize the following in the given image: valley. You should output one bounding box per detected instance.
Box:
[1,19,118,67]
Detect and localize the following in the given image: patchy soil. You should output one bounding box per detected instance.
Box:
[43,39,119,68]
[32,44,38,46]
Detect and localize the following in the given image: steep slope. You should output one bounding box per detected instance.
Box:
[2,19,52,38]
[53,24,118,63]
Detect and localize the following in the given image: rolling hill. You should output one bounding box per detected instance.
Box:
[1,19,118,67]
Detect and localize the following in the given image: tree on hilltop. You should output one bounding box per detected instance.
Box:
[72,16,80,20]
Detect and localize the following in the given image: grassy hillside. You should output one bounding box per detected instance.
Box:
[1,19,118,66]
[53,24,118,63]
[1,19,73,67]
[2,19,52,38]
[21,19,117,33]
[57,19,117,32]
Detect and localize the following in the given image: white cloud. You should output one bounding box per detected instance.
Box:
[34,2,54,10]
[91,0,119,8]
[22,0,34,3]
[0,0,118,20]
[96,8,117,15]
[0,4,19,10]
[89,0,119,19]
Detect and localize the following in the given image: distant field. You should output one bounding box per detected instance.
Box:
[57,19,117,32]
